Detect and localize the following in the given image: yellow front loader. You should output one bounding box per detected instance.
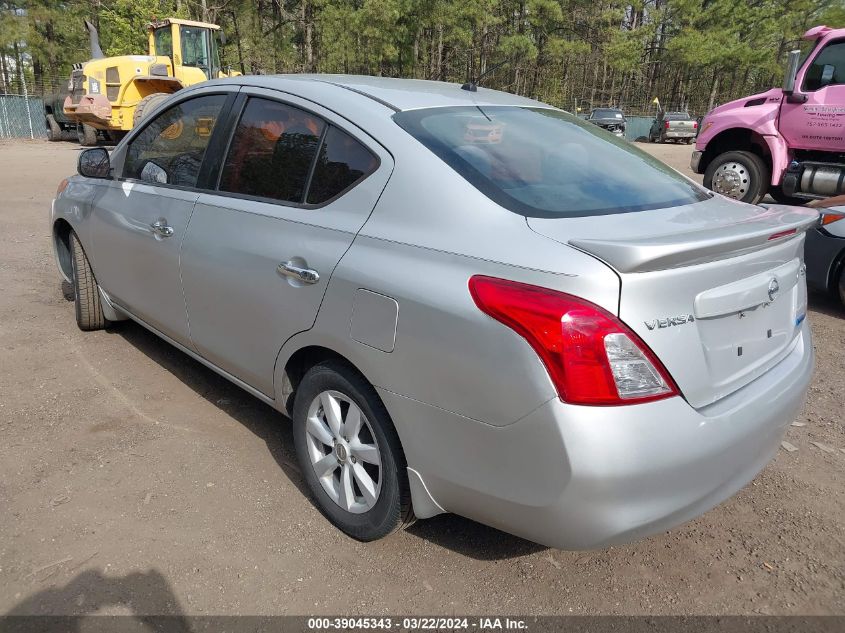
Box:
[64,18,240,145]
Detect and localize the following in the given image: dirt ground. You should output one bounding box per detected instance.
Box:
[0,139,843,617]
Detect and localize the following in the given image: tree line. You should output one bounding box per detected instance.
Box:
[2,0,844,115]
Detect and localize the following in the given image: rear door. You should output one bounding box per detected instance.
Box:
[180,88,393,397]
[88,90,232,344]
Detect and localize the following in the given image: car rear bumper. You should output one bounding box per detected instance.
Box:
[384,323,813,550]
[804,228,844,292]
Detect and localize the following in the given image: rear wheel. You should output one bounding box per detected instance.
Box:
[70,232,107,331]
[292,360,412,541]
[76,123,97,146]
[133,93,171,126]
[703,150,769,204]
[46,114,62,141]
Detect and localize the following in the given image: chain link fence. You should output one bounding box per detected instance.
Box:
[0,92,48,140]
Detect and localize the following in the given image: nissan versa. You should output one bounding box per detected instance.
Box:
[51,76,816,549]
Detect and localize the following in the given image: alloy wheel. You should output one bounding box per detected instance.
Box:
[304,390,382,514]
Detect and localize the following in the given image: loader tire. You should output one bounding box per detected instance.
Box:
[133,93,171,127]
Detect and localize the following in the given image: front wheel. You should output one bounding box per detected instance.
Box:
[703,150,769,204]
[46,114,62,141]
[70,232,108,331]
[292,360,413,541]
[76,123,97,146]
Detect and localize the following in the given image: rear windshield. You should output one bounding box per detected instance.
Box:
[393,106,708,218]
[665,112,692,120]
[590,109,624,119]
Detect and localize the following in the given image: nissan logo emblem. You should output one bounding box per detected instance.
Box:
[768,277,780,302]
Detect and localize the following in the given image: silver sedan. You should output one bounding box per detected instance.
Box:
[51,75,816,549]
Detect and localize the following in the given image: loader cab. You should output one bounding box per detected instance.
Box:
[148,19,223,83]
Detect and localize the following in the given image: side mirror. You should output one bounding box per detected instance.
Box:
[783,49,802,94]
[78,147,110,178]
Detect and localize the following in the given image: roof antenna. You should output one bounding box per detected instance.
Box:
[461,59,512,92]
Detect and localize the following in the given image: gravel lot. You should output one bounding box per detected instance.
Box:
[1,139,843,617]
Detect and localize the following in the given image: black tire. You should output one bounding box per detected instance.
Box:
[133,93,171,127]
[69,232,107,331]
[46,114,62,141]
[76,122,97,146]
[703,150,769,204]
[292,360,412,541]
[769,186,806,206]
[839,267,845,307]
[686,137,695,144]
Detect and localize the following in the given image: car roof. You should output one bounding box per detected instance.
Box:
[208,74,548,112]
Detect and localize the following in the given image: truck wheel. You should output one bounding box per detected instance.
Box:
[76,123,98,146]
[70,232,108,331]
[703,151,769,204]
[133,93,170,127]
[46,114,63,141]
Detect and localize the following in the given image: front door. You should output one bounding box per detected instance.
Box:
[88,92,229,344]
[780,38,845,152]
[180,90,393,397]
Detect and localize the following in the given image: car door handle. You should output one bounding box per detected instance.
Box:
[277,261,320,284]
[150,220,174,238]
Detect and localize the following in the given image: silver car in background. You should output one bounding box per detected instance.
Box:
[51,76,816,549]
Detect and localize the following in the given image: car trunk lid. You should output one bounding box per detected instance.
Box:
[527,197,818,408]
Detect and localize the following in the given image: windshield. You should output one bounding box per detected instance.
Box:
[181,26,211,79]
[590,109,623,119]
[394,106,708,218]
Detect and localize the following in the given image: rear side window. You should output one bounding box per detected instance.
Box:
[220,98,325,203]
[124,94,226,187]
[219,97,376,206]
[394,106,708,218]
[307,127,379,204]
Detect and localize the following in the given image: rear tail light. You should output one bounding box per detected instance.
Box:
[468,276,679,406]
[693,121,698,129]
[664,121,670,129]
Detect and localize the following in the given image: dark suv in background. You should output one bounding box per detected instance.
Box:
[585,108,626,137]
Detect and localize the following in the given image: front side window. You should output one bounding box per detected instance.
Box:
[181,26,211,79]
[803,40,845,91]
[153,27,172,57]
[124,94,226,187]
[220,98,325,203]
[394,106,708,218]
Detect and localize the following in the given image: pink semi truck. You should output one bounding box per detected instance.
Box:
[692,25,845,204]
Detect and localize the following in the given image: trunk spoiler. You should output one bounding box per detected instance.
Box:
[568,205,819,273]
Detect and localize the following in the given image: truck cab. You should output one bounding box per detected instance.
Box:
[692,25,845,204]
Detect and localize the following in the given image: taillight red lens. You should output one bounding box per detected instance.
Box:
[664,121,670,129]
[468,276,679,406]
[693,121,698,129]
